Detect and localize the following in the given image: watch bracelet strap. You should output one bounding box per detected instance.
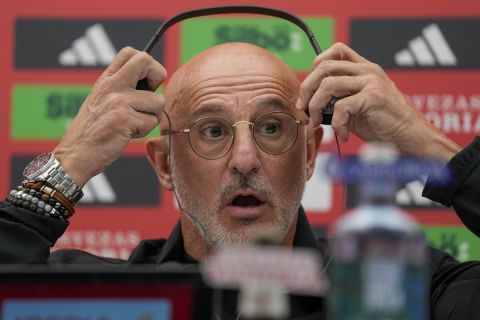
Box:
[42,158,84,205]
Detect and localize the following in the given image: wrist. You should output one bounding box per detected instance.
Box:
[396,114,461,163]
[428,134,461,164]
[53,150,91,188]
[23,152,84,206]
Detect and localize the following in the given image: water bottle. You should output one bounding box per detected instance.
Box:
[328,144,429,320]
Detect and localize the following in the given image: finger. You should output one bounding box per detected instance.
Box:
[114,51,167,90]
[330,94,362,142]
[126,89,165,121]
[129,109,161,138]
[97,92,163,138]
[314,42,370,67]
[296,60,364,110]
[101,46,140,77]
[308,76,365,127]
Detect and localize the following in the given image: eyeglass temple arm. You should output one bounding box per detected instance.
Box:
[136,5,330,122]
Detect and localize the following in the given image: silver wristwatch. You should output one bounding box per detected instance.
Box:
[23,152,84,205]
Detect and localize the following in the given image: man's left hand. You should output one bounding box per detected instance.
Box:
[296,42,460,162]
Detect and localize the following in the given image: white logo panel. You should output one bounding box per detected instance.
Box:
[302,153,332,212]
[394,23,457,67]
[59,23,117,67]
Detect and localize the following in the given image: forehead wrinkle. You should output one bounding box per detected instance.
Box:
[165,42,300,114]
[182,74,297,111]
[189,96,290,121]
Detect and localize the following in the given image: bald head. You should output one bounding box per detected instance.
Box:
[164,42,300,115]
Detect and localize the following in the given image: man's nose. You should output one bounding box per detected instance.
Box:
[227,122,261,175]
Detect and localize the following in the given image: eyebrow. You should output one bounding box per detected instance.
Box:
[255,98,291,113]
[190,104,227,120]
[189,97,292,121]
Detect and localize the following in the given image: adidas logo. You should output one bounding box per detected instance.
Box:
[58,23,117,67]
[394,23,457,67]
[395,179,442,207]
[80,172,117,204]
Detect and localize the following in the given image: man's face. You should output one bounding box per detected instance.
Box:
[164,44,311,249]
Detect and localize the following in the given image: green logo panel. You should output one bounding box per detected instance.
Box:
[11,85,160,140]
[181,17,334,71]
[423,226,480,262]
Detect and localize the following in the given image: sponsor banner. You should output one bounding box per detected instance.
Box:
[350,19,480,69]
[11,155,160,206]
[3,299,170,320]
[54,229,142,260]
[15,19,164,69]
[11,85,160,140]
[340,152,446,210]
[12,85,90,139]
[408,92,480,138]
[423,226,480,262]
[346,180,445,210]
[395,179,444,209]
[181,17,334,71]
[386,72,480,146]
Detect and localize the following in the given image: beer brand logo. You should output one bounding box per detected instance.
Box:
[181,17,334,72]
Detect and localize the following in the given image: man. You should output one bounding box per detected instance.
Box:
[1,42,480,319]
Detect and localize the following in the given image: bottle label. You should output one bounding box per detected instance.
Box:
[363,257,405,312]
[330,235,428,320]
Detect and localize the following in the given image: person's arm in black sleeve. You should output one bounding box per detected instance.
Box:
[0,201,131,265]
[421,136,480,319]
[0,201,68,263]
[428,246,480,320]
[423,136,480,237]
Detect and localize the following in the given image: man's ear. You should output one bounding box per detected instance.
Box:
[146,136,173,190]
[306,125,323,181]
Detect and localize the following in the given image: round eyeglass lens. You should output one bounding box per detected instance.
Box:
[188,117,234,159]
[253,112,298,154]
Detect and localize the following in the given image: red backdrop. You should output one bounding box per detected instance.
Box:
[1,0,479,260]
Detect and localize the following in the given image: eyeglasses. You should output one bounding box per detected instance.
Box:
[162,112,309,160]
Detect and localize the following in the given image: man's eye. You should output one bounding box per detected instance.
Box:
[200,125,226,139]
[208,126,223,138]
[258,122,281,135]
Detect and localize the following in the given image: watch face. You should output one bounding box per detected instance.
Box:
[23,152,54,179]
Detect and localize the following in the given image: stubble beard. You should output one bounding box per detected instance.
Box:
[171,159,306,249]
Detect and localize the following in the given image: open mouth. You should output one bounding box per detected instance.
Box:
[231,195,264,207]
[225,192,267,219]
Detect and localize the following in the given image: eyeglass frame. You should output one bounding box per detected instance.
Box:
[161,111,310,160]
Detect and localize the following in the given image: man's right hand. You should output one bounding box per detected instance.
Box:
[53,47,167,188]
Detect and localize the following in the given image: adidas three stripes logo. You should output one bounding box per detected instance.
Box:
[394,23,457,67]
[58,24,117,67]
